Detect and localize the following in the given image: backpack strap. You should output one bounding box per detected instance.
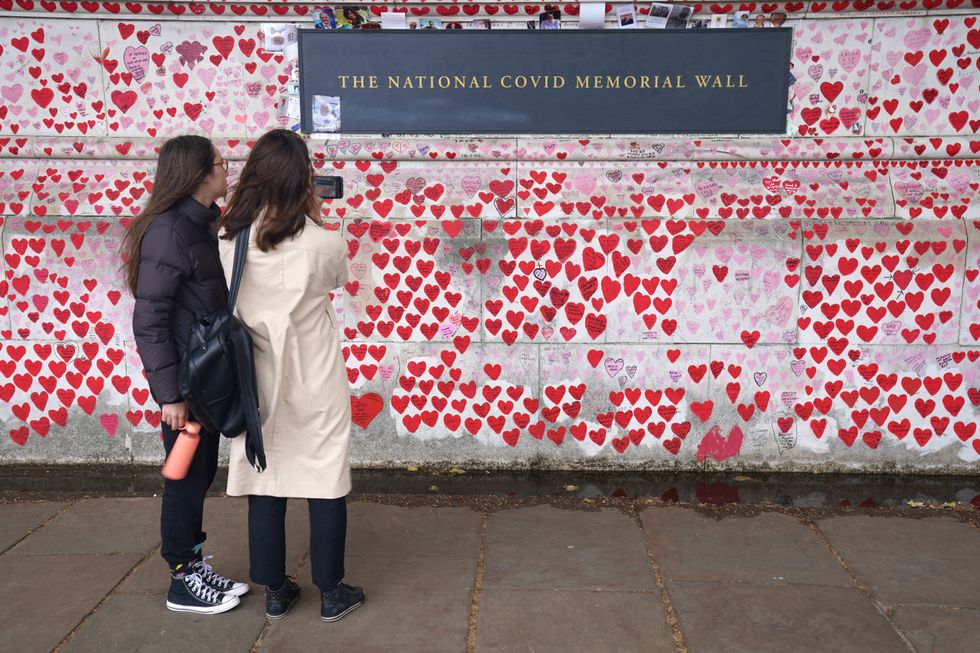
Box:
[231,325,266,472]
[227,225,250,311]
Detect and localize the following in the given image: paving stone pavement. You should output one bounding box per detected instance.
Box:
[1,496,978,653]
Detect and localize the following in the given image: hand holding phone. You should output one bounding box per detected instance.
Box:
[314,175,344,200]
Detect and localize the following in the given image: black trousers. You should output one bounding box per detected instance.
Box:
[248,494,347,592]
[160,423,220,567]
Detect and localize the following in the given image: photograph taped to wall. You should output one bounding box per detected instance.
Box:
[667,5,693,28]
[539,9,562,29]
[313,6,336,29]
[469,19,491,29]
[419,18,444,29]
[337,5,369,29]
[312,95,341,132]
[733,11,750,27]
[645,2,671,27]
[617,5,638,29]
[687,18,710,29]
[710,14,728,28]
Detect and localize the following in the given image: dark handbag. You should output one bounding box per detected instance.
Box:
[178,226,266,472]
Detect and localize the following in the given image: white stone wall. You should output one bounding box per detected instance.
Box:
[1,1,978,471]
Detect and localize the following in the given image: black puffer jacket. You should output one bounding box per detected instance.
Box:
[132,196,229,405]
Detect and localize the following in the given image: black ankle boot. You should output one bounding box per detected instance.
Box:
[265,576,300,619]
[320,582,364,622]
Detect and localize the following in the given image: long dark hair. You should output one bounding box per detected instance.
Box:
[217,129,320,251]
[121,135,215,295]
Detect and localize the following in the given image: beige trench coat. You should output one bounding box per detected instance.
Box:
[219,217,351,499]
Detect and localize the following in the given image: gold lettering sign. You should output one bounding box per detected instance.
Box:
[301,29,792,133]
[338,74,751,91]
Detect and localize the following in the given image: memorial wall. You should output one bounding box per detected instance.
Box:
[0,0,978,473]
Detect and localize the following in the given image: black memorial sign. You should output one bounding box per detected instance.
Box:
[298,29,792,134]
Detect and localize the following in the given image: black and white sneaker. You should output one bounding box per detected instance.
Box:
[320,582,364,622]
[166,569,240,615]
[191,556,249,597]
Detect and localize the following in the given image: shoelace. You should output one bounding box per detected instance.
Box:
[326,582,356,600]
[194,555,233,590]
[185,572,223,604]
[269,576,296,598]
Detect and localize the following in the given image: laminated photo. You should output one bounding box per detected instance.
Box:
[539,10,562,30]
[645,3,671,28]
[313,6,336,29]
[469,19,492,29]
[667,5,693,28]
[337,5,369,29]
[617,5,638,29]
[647,3,692,28]
[312,95,341,133]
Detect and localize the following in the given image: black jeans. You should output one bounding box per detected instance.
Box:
[248,495,347,592]
[160,423,220,567]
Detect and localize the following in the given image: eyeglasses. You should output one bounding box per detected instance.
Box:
[213,159,229,171]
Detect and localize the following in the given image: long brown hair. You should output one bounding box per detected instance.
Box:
[121,135,216,295]
[217,129,320,251]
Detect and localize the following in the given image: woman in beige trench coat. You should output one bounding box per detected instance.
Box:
[216,130,364,622]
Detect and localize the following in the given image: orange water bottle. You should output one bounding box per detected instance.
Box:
[161,421,201,481]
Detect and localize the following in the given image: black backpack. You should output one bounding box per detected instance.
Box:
[179,226,266,472]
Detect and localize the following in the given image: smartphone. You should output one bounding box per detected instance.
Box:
[313,175,344,199]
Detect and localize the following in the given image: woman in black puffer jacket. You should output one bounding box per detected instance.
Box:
[122,135,246,615]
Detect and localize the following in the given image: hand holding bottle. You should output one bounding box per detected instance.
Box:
[161,421,202,481]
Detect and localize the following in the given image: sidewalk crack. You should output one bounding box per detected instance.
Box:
[0,499,79,557]
[50,542,159,653]
[629,503,688,653]
[800,512,917,653]
[465,507,489,653]
[251,545,311,652]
